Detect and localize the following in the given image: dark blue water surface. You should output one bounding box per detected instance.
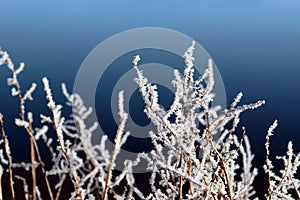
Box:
[0,0,300,198]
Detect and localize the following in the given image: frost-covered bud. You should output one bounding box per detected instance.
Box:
[133,55,141,66]
[15,118,29,128]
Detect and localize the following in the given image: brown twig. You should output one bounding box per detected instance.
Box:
[289,174,300,199]
[52,118,82,200]
[11,70,37,200]
[210,141,233,200]
[102,115,127,200]
[43,77,82,199]
[26,124,53,200]
[30,137,36,200]
[55,174,66,200]
[0,115,15,200]
[204,112,233,200]
[6,67,54,200]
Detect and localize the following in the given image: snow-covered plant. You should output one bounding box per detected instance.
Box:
[0,48,141,200]
[0,42,300,200]
[264,120,300,200]
[133,41,262,200]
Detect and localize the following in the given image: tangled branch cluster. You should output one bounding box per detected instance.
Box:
[0,43,299,200]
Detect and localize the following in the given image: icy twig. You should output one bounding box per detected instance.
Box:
[0,114,15,200]
[103,91,130,200]
[42,77,82,200]
[0,49,53,200]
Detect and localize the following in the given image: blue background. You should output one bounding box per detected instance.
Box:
[0,0,300,198]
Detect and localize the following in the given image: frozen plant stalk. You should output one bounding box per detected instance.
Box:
[134,42,263,200]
